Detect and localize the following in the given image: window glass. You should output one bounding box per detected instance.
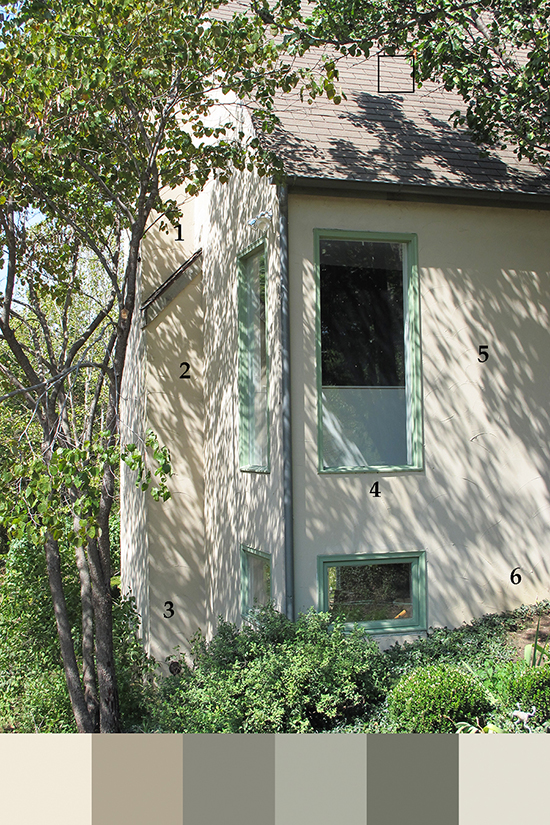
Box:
[239,244,269,469]
[318,233,421,471]
[327,562,412,623]
[241,546,271,616]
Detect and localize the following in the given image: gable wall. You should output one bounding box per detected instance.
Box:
[289,192,550,640]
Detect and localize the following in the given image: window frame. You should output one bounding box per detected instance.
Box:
[238,237,270,473]
[317,550,427,634]
[240,544,273,618]
[314,229,423,474]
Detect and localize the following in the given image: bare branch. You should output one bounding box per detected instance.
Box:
[0,360,107,404]
[0,201,17,328]
[84,331,116,443]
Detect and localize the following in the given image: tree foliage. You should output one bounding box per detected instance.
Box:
[0,0,330,732]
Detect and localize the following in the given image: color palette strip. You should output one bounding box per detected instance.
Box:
[0,734,548,824]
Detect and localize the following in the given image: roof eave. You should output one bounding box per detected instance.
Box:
[286,176,550,210]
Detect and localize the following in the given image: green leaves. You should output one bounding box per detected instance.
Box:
[278,0,550,170]
[0,435,119,546]
[121,428,173,503]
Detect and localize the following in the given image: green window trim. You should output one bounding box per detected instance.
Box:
[238,237,271,472]
[317,550,427,634]
[240,544,273,618]
[314,229,423,474]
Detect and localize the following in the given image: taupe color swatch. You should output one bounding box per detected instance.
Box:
[92,734,183,825]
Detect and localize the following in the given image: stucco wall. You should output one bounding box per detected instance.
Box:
[144,270,206,663]
[120,260,150,649]
[288,193,550,639]
[203,168,285,638]
[121,183,205,662]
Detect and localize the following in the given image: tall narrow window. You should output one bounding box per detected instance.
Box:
[238,240,269,471]
[316,231,422,471]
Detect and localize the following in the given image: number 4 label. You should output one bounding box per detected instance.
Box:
[369,482,381,498]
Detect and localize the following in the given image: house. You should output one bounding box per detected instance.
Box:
[120,43,550,665]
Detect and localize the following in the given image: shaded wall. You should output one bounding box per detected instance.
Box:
[289,193,550,641]
[120,260,150,649]
[203,167,285,638]
[144,271,206,663]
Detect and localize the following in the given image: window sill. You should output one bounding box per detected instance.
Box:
[240,466,270,474]
[318,464,424,474]
[331,619,427,635]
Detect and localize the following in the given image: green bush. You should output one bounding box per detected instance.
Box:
[112,595,157,730]
[505,663,550,722]
[154,605,388,733]
[388,663,493,733]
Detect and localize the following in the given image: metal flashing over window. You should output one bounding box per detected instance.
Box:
[141,248,203,326]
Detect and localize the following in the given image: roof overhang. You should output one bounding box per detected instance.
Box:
[286,176,550,211]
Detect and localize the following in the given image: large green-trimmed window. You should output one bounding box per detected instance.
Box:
[318,551,426,633]
[316,230,422,472]
[241,545,272,617]
[238,239,269,471]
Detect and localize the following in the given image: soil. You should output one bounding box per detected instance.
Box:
[506,615,550,663]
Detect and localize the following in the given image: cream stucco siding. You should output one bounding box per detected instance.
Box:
[121,183,205,662]
[288,193,550,639]
[144,271,206,663]
[120,259,150,650]
[203,169,285,637]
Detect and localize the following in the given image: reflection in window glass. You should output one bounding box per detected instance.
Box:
[327,562,412,623]
[319,236,417,469]
[239,245,268,469]
[241,546,271,616]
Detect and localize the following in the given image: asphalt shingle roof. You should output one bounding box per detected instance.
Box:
[263,52,550,199]
[214,1,550,199]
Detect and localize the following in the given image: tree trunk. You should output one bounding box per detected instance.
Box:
[85,456,120,732]
[74,527,100,731]
[44,532,94,733]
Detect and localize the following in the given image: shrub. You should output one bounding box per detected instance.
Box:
[388,663,493,733]
[112,595,157,730]
[505,663,550,722]
[154,605,388,733]
[383,613,518,688]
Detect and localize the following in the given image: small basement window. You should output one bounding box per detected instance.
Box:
[241,545,272,617]
[317,551,426,633]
